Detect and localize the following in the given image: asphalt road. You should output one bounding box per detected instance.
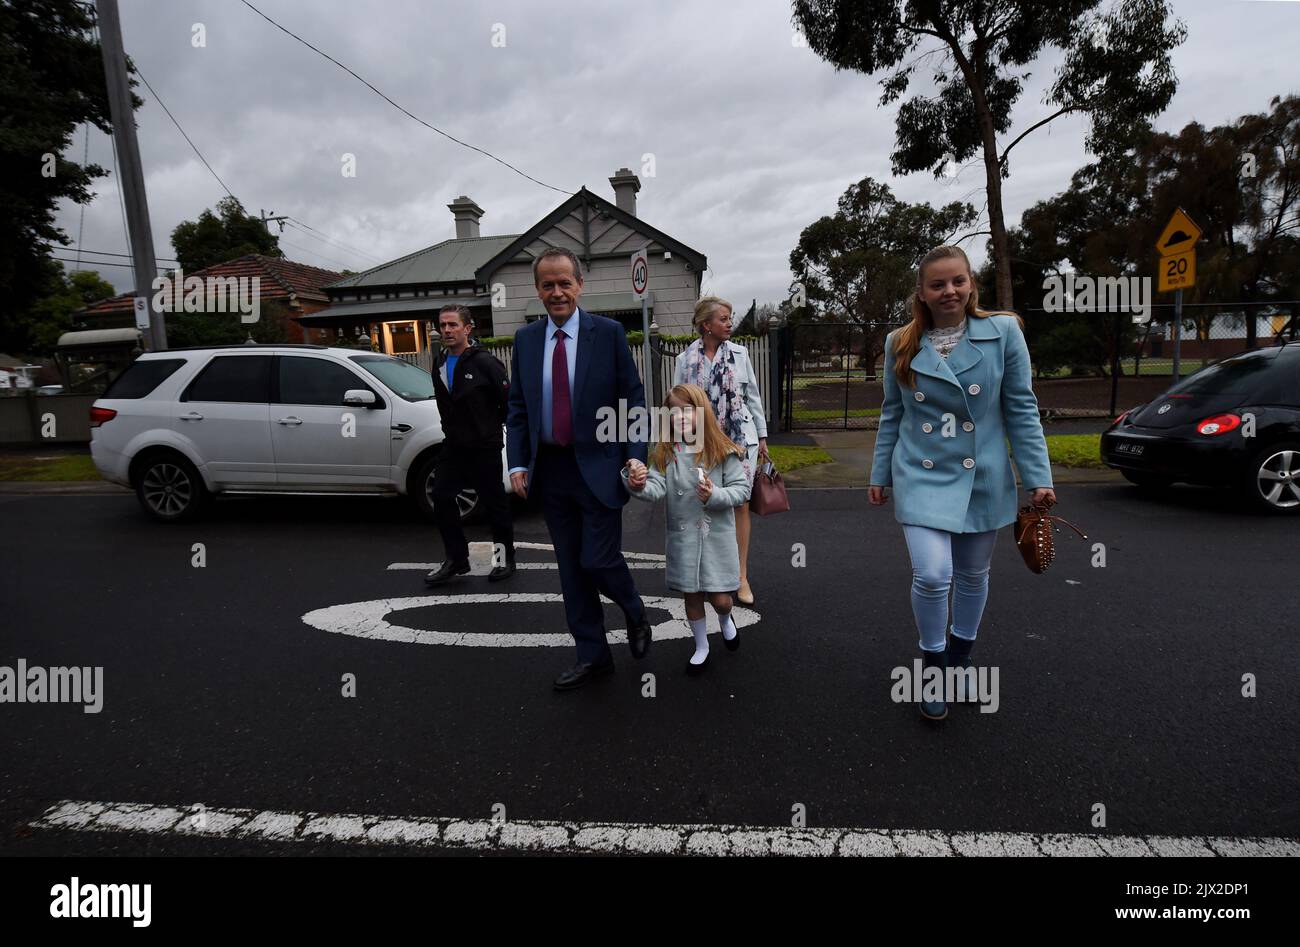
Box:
[1,482,1296,855]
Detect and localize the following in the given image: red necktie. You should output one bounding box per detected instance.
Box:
[552,330,573,446]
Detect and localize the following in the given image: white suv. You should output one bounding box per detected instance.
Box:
[89,344,510,522]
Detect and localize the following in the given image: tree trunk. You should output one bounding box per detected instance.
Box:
[975,97,1013,310]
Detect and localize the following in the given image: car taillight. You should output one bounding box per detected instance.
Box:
[89,406,117,428]
[1113,410,1130,426]
[1196,413,1241,436]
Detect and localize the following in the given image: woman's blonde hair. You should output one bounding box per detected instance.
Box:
[649,383,746,473]
[692,296,733,334]
[891,245,1022,388]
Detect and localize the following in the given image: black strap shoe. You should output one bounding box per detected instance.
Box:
[553,657,615,691]
[487,559,516,582]
[626,616,652,659]
[424,559,470,586]
[686,651,710,676]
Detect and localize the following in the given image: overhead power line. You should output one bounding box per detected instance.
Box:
[133,63,237,202]
[51,245,179,264]
[237,0,572,196]
[284,218,384,265]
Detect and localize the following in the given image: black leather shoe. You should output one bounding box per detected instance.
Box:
[626,616,652,659]
[487,559,516,582]
[722,625,740,652]
[553,657,615,691]
[686,651,710,676]
[424,560,470,586]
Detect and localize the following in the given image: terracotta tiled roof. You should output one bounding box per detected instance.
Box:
[77,254,344,317]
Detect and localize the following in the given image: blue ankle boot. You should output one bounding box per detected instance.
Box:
[948,634,976,704]
[920,647,948,720]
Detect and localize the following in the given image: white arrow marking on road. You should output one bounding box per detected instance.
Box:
[32,800,1300,857]
[302,594,761,647]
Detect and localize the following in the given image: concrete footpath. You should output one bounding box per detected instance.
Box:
[778,429,1124,488]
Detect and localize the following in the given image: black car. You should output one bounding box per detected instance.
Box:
[1101,341,1300,514]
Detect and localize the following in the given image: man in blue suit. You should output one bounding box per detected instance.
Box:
[507,247,653,690]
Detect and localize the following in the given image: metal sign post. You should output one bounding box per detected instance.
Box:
[630,248,652,404]
[1172,289,1183,381]
[1156,208,1201,384]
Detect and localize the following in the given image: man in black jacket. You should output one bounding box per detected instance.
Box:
[425,304,516,585]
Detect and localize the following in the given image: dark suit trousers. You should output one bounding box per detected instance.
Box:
[433,445,514,565]
[534,443,646,664]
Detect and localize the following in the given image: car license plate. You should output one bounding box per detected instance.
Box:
[1115,442,1145,456]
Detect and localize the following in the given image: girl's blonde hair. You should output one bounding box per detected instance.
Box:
[891,245,1022,388]
[649,384,746,473]
[692,296,733,334]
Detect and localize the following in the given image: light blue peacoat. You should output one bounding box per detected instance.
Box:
[621,450,750,593]
[869,313,1053,533]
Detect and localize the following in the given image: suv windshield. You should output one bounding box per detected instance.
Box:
[350,354,435,401]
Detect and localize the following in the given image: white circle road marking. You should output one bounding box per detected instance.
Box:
[302,594,761,647]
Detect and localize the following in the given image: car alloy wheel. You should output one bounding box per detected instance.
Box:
[1254,448,1300,510]
[422,467,480,523]
[141,462,195,518]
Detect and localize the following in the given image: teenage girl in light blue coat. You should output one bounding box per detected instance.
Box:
[869,245,1057,721]
[623,384,750,676]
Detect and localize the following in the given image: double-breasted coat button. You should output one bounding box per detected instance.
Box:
[676,489,684,496]
[922,459,934,469]
[968,383,981,395]
[914,391,926,402]
[963,457,975,469]
[962,421,974,432]
[921,422,933,433]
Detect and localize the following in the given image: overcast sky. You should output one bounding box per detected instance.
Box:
[55,0,1300,309]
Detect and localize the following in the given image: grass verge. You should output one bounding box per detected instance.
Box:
[1044,434,1104,469]
[0,453,101,481]
[766,444,834,473]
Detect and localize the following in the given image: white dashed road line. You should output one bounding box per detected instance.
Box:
[30,801,1300,856]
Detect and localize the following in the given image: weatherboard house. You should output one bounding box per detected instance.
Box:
[300,169,708,354]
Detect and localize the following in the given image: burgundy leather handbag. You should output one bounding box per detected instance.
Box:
[750,458,790,516]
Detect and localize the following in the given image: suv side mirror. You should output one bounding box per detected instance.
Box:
[343,389,378,407]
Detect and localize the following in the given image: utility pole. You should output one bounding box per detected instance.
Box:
[96,0,166,350]
[260,209,288,234]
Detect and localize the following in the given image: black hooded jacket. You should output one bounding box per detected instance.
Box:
[431,344,510,448]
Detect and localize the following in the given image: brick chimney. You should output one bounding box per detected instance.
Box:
[609,168,640,217]
[448,195,485,239]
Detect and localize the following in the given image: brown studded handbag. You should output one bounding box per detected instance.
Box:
[1014,501,1087,574]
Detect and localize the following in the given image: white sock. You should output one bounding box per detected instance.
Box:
[719,612,737,641]
[689,617,709,664]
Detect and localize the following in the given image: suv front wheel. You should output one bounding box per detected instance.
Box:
[412,451,481,523]
[134,451,208,522]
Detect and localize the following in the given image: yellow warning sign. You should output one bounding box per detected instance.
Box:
[1156,208,1202,257]
[1158,247,1196,292]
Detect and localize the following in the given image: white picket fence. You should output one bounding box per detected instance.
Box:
[396,335,775,424]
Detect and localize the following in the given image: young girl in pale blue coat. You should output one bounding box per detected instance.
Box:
[870,245,1057,721]
[623,384,750,675]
